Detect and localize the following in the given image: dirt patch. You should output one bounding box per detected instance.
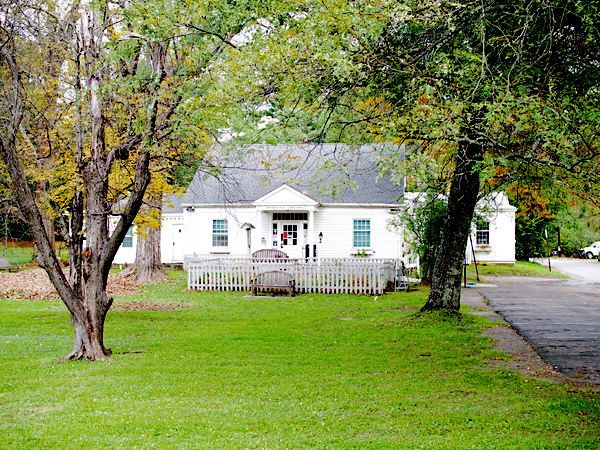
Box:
[243,294,295,299]
[483,326,563,381]
[0,268,140,300]
[113,301,187,311]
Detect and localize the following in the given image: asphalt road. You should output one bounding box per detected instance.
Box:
[478,259,600,383]
[546,257,600,284]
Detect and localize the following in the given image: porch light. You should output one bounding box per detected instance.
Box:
[318,232,323,243]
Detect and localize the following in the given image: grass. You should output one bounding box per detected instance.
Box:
[0,243,68,266]
[467,260,568,280]
[0,244,36,266]
[0,271,597,448]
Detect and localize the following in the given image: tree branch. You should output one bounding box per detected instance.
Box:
[183,23,237,48]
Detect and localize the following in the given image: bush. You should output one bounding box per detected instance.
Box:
[403,194,447,283]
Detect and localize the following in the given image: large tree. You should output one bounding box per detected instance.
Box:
[218,0,599,310]
[1,0,174,359]
[0,0,259,359]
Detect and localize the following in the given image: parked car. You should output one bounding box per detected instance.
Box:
[579,241,600,259]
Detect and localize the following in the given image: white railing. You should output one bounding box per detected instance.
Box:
[182,253,248,270]
[185,256,401,295]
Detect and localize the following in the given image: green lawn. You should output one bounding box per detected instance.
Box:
[1,243,69,266]
[0,245,36,266]
[0,271,597,448]
[467,260,567,280]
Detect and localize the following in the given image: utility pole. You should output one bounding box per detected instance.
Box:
[544,228,552,272]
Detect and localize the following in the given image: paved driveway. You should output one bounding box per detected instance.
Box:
[478,273,600,383]
[546,257,600,283]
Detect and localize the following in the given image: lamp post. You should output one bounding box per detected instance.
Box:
[241,223,255,255]
[317,232,323,262]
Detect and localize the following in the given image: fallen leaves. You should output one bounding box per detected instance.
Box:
[0,268,140,300]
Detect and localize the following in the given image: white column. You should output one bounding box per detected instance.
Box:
[260,210,270,248]
[308,210,315,258]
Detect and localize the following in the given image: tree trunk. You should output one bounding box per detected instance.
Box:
[123,192,165,283]
[1,133,112,361]
[69,167,113,360]
[65,293,112,360]
[33,194,55,264]
[422,139,482,311]
[1,4,166,361]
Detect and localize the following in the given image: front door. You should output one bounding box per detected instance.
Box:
[171,223,183,262]
[280,223,301,258]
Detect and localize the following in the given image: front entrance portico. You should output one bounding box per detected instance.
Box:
[254,185,318,259]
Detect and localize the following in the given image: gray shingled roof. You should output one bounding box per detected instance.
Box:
[162,193,185,214]
[111,193,185,215]
[182,143,404,206]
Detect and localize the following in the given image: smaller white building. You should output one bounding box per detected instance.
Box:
[468,192,517,264]
[402,191,517,265]
[111,194,185,265]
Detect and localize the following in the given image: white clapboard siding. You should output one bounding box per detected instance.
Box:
[186,256,400,295]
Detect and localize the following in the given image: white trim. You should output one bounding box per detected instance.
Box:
[182,202,400,209]
[256,205,316,212]
[254,184,318,208]
[320,203,399,207]
[182,203,398,208]
[182,203,255,208]
[212,218,229,248]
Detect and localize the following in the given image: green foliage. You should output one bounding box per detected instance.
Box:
[211,0,600,222]
[0,210,31,243]
[0,271,598,447]
[403,194,448,282]
[2,0,282,246]
[554,206,599,256]
[508,185,598,259]
[515,210,598,260]
[515,214,553,260]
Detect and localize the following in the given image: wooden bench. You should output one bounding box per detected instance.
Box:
[252,249,289,260]
[251,271,295,296]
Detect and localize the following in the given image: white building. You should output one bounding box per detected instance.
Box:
[468,192,517,264]
[112,143,516,265]
[111,195,185,264]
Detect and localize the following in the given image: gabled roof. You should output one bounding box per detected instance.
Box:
[163,193,185,214]
[111,193,185,215]
[182,143,404,206]
[254,184,318,207]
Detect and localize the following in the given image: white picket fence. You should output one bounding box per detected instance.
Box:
[185,256,400,295]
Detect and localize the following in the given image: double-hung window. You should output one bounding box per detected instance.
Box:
[475,220,490,245]
[212,219,228,246]
[123,227,134,248]
[353,219,371,248]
